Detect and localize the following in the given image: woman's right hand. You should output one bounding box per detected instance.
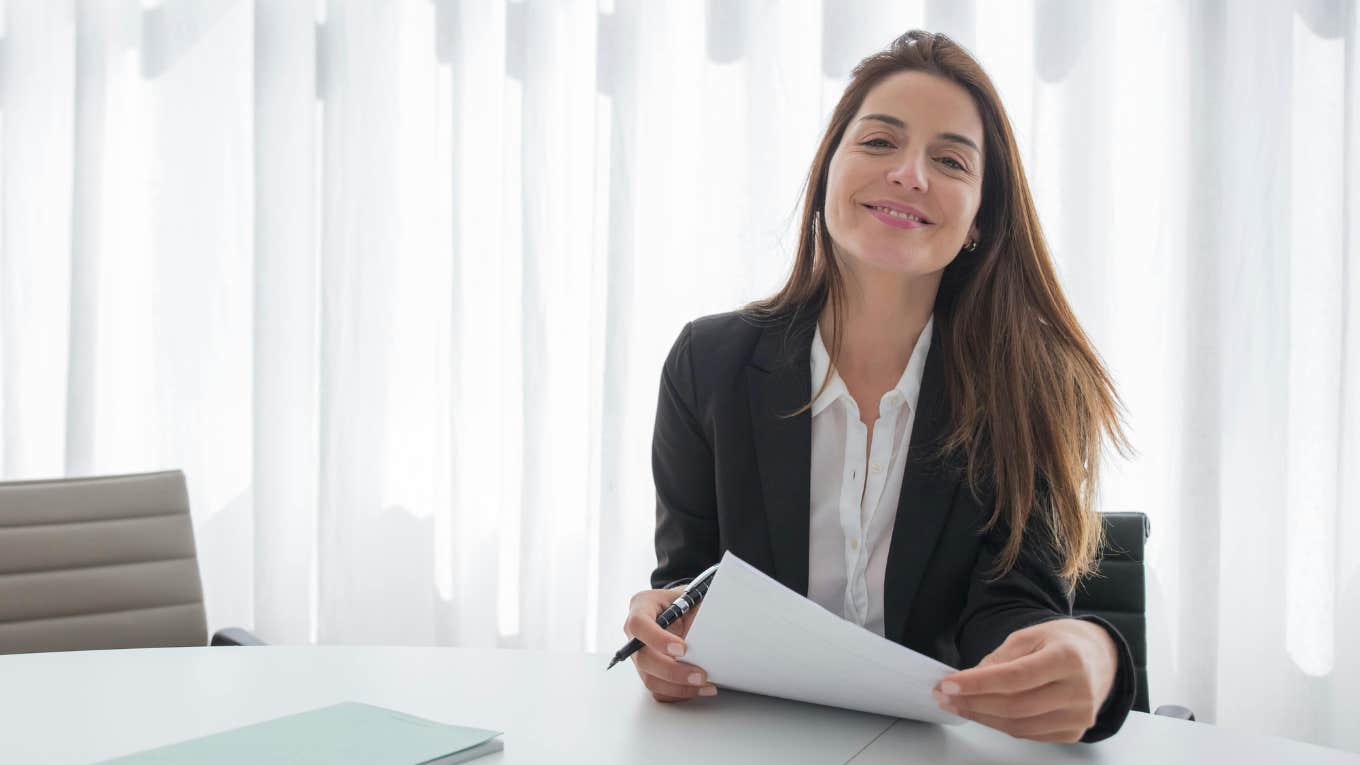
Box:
[623,587,718,702]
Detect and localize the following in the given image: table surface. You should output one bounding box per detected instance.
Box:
[1,646,1356,765]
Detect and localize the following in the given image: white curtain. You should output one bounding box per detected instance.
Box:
[0,0,1356,753]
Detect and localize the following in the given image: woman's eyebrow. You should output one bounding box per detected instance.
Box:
[857,113,980,155]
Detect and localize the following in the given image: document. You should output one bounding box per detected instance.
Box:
[98,701,503,764]
[684,550,966,725]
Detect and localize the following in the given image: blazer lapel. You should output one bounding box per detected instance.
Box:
[883,320,964,644]
[746,314,815,596]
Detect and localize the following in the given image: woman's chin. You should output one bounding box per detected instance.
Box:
[846,249,945,277]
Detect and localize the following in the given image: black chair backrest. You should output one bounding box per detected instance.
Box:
[1073,511,1150,713]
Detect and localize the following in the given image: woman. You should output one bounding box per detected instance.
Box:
[622,30,1136,744]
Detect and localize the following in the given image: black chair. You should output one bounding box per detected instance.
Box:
[1073,511,1194,721]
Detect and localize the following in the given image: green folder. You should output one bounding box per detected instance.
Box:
[98,701,503,764]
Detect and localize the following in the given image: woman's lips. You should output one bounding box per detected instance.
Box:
[863,204,929,230]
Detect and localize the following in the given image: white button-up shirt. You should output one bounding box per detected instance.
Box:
[806,315,933,636]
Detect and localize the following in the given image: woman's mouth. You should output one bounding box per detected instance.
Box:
[863,203,930,230]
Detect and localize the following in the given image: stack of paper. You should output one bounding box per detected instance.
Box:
[99,702,503,764]
[684,550,966,725]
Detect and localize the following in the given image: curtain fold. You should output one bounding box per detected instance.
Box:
[0,0,1355,752]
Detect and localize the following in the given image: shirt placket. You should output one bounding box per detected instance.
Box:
[853,404,898,623]
[839,401,868,625]
[867,402,911,550]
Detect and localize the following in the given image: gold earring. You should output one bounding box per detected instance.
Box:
[964,240,978,252]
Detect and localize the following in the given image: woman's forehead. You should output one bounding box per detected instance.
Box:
[854,71,983,145]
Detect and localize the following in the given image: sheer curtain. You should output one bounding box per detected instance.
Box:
[0,0,1355,752]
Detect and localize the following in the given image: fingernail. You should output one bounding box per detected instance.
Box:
[940,681,960,695]
[667,643,685,657]
[688,672,703,686]
[699,685,717,696]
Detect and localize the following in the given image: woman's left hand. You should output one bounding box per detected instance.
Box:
[932,618,1118,744]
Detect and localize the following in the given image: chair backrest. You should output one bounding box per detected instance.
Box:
[0,470,208,654]
[1073,511,1150,714]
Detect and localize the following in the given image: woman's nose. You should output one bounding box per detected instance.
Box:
[885,151,928,191]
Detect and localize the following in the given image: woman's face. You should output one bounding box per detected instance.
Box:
[824,71,985,281]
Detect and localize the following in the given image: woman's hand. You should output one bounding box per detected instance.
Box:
[623,587,717,702]
[932,618,1118,743]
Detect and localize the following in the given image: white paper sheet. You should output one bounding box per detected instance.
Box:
[683,550,966,725]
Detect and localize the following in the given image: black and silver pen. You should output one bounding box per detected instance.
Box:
[606,562,721,670]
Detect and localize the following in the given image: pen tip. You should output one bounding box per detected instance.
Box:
[606,658,618,671]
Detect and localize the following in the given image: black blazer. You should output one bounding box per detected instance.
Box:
[649,309,1136,743]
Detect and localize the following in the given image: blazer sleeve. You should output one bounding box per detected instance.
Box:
[649,322,721,590]
[954,503,1138,743]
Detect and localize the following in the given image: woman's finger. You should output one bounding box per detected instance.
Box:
[631,644,709,688]
[638,670,718,701]
[936,679,1074,720]
[623,613,687,657]
[623,590,689,655]
[936,645,1073,699]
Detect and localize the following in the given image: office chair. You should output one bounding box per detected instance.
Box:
[0,469,264,654]
[1074,511,1195,721]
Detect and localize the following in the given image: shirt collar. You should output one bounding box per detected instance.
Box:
[809,314,934,419]
[809,322,845,417]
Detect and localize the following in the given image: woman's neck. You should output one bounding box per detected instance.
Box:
[820,265,940,382]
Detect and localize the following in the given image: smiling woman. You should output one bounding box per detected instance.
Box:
[826,76,985,282]
[621,30,1137,745]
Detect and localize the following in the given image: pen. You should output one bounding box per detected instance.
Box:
[605,562,721,670]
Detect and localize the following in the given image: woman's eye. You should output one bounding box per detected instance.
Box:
[937,156,965,171]
[861,138,894,149]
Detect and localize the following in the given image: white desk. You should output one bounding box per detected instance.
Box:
[1,646,1356,764]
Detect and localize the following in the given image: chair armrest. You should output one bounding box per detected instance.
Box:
[1154,704,1196,721]
[210,627,267,646]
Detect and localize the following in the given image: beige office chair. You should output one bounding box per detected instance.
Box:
[0,469,262,654]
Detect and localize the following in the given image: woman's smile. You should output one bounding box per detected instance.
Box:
[862,202,933,230]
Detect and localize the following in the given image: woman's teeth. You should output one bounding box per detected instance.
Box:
[870,205,925,223]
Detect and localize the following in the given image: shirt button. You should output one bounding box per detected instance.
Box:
[871,463,884,474]
[849,537,859,551]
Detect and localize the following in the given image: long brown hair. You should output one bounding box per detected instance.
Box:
[747,30,1131,590]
